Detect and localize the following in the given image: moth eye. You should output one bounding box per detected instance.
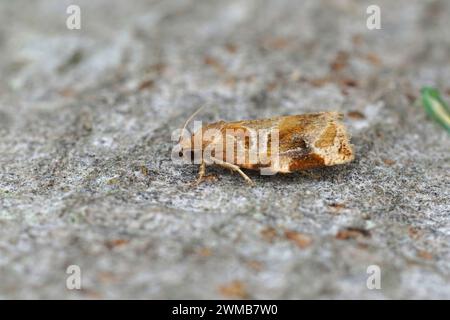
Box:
[178,151,184,157]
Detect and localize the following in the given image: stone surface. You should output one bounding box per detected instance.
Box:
[0,0,449,299]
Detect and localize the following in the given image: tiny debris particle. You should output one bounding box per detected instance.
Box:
[244,74,256,83]
[405,92,417,104]
[266,81,277,92]
[79,111,93,133]
[82,289,103,299]
[263,36,290,50]
[218,280,248,299]
[224,76,237,88]
[246,260,263,272]
[137,79,155,91]
[365,53,382,66]
[197,247,212,257]
[58,88,76,97]
[382,158,396,166]
[290,69,301,82]
[341,88,349,96]
[361,213,371,220]
[330,51,349,72]
[284,230,312,249]
[106,239,129,249]
[308,76,331,87]
[107,177,120,185]
[224,43,237,53]
[340,78,358,87]
[329,202,346,209]
[58,49,84,73]
[328,203,346,215]
[147,62,167,74]
[408,227,422,240]
[260,227,278,243]
[352,34,363,46]
[336,227,371,240]
[140,165,149,176]
[97,271,119,284]
[203,55,226,73]
[417,250,433,260]
[347,111,366,119]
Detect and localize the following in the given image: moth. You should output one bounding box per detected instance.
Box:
[176,111,354,185]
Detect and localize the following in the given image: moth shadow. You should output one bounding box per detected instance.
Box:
[197,162,356,186]
[249,164,356,185]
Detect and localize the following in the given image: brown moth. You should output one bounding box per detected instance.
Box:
[177,111,354,185]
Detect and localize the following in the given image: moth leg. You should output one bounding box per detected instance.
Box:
[194,161,217,185]
[210,157,254,186]
[195,161,206,184]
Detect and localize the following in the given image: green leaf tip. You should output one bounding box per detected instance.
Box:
[420,86,450,133]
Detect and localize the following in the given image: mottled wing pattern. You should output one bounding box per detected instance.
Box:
[275,112,354,172]
[201,112,354,173]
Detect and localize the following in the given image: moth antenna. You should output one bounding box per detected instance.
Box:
[178,105,205,143]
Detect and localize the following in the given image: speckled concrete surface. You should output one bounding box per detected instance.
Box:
[0,0,449,299]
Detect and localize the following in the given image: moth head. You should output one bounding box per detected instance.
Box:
[177,106,206,160]
[177,132,196,160]
[178,122,225,161]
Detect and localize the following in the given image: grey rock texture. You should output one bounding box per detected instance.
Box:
[0,0,449,299]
